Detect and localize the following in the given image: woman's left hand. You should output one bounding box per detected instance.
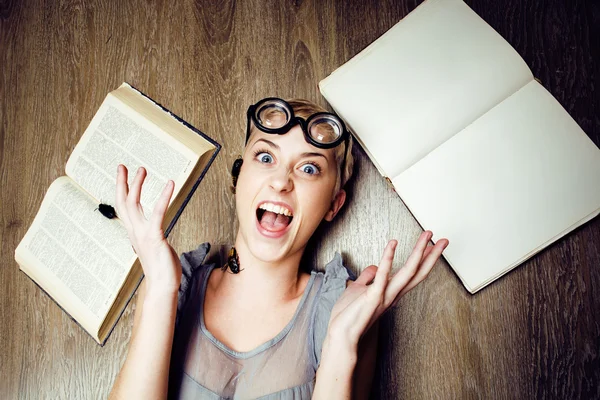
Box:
[326,230,448,348]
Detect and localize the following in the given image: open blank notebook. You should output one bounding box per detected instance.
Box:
[319,0,600,293]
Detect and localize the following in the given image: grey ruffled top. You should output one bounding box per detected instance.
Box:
[168,242,355,400]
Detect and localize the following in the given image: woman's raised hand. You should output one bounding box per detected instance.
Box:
[326,231,448,347]
[115,164,182,295]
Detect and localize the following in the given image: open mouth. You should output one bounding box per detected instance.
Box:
[256,202,293,233]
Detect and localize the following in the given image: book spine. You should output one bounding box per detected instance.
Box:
[122,82,222,238]
[100,273,144,346]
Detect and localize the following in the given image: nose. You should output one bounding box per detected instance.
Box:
[269,166,294,193]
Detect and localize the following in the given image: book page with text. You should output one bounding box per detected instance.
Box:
[319,0,533,178]
[15,177,137,333]
[392,80,600,292]
[65,94,200,221]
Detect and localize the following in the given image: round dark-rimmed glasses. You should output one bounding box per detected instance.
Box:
[245,97,350,169]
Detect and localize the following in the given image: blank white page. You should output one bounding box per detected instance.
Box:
[392,80,600,293]
[319,0,533,178]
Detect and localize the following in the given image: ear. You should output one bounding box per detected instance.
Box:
[324,189,346,222]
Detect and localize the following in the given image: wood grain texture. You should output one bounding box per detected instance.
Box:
[1,0,598,399]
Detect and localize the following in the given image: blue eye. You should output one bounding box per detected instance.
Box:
[301,164,319,175]
[257,152,273,163]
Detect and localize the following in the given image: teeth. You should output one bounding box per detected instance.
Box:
[259,202,293,217]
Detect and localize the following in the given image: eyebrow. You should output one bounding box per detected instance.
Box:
[252,138,329,162]
[253,138,280,150]
[299,151,328,161]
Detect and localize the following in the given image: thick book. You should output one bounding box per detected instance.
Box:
[319,0,600,293]
[14,82,220,344]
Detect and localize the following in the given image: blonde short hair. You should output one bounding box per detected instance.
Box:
[246,98,354,192]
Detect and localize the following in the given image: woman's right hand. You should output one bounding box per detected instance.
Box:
[115,164,182,295]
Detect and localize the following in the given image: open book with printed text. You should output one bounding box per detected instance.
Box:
[319,0,600,293]
[14,83,220,344]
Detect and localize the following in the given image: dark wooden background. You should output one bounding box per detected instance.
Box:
[1,0,599,398]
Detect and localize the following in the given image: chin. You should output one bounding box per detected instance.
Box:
[248,240,291,263]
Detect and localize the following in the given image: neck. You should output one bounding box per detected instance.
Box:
[216,233,307,303]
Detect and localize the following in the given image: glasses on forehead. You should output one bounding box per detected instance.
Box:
[245,97,350,168]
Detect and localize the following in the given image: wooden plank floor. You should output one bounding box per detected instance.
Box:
[1,0,599,398]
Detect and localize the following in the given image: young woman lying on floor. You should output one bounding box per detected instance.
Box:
[109,97,449,399]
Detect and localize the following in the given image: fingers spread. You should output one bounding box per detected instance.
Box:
[128,167,145,206]
[383,231,432,305]
[398,239,449,297]
[149,180,174,231]
[355,265,377,286]
[373,240,397,292]
[126,167,148,224]
[404,231,432,273]
[422,244,434,260]
[115,164,130,223]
